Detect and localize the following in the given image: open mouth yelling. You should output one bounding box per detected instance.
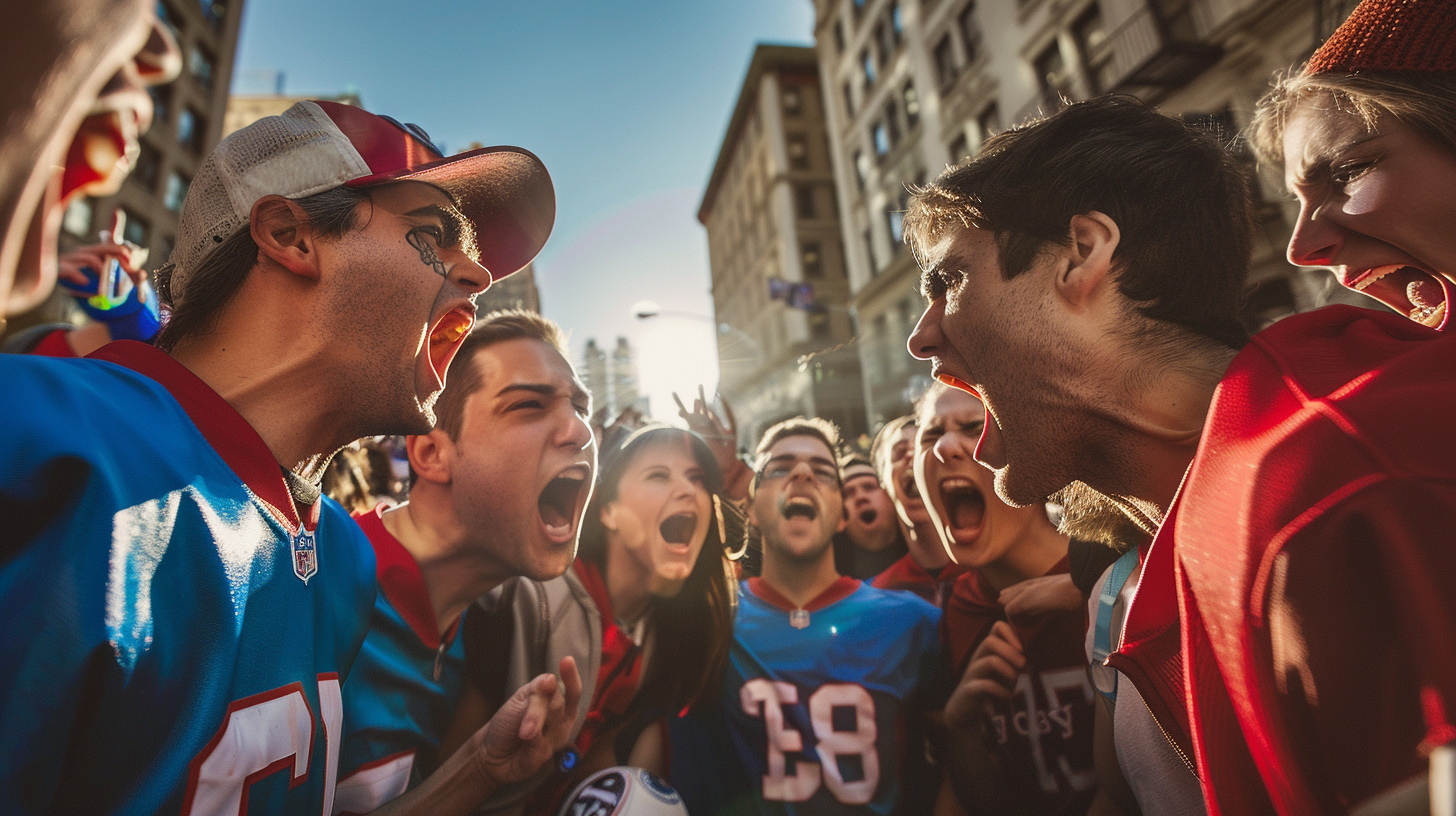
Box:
[62,111,137,200]
[1346,265,1449,329]
[781,496,819,521]
[659,513,698,551]
[426,306,475,387]
[899,471,923,504]
[858,508,878,526]
[538,465,592,544]
[938,477,986,542]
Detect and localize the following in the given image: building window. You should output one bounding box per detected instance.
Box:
[873,22,890,68]
[796,185,816,219]
[948,132,968,163]
[783,86,802,116]
[1034,41,1068,94]
[189,46,214,89]
[132,143,161,191]
[862,49,876,87]
[864,227,878,273]
[164,172,190,212]
[934,35,957,88]
[884,99,901,149]
[1073,4,1108,92]
[787,134,810,170]
[873,313,891,376]
[122,210,149,247]
[958,3,982,63]
[177,107,201,150]
[887,206,905,245]
[872,121,890,156]
[149,84,171,125]
[891,1,904,39]
[62,197,94,237]
[201,0,226,27]
[842,80,855,116]
[902,82,920,128]
[854,150,871,189]
[809,308,831,339]
[834,18,847,52]
[977,103,1001,143]
[802,243,823,279]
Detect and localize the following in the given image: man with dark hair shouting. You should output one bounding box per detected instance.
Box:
[0,101,568,814]
[908,93,1455,813]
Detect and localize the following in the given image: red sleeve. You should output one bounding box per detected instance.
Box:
[940,576,997,679]
[1208,476,1456,814]
[30,329,76,357]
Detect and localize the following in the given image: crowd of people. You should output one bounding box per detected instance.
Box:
[2,0,1454,813]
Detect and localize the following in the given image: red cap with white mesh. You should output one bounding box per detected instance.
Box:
[165,100,554,306]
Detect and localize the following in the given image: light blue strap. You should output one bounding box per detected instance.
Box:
[1092,547,1139,702]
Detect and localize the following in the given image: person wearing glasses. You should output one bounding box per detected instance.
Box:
[671,417,941,815]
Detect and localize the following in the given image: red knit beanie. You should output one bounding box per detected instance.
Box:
[1307,0,1456,74]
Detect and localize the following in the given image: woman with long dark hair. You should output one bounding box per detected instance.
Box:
[569,423,740,773]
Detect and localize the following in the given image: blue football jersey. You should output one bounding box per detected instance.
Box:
[674,577,940,816]
[335,506,466,814]
[0,343,376,815]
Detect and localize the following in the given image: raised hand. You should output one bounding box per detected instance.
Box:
[945,621,1025,729]
[469,655,583,789]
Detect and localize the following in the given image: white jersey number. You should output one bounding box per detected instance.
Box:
[741,679,879,804]
[181,674,342,816]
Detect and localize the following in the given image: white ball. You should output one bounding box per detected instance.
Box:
[554,766,688,816]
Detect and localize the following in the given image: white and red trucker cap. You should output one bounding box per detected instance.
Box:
[164,99,554,306]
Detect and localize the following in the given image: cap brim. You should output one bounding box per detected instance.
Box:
[348,145,554,280]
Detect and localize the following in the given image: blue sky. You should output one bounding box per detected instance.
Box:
[233,0,817,419]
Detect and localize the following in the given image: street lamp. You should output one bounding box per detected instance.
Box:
[631,301,762,367]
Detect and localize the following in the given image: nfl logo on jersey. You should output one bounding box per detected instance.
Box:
[292,528,318,583]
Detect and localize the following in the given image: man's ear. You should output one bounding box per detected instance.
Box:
[599,501,619,533]
[407,430,453,485]
[1055,212,1120,311]
[250,195,321,281]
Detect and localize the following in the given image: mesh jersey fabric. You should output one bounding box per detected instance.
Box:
[670,578,941,816]
[0,343,376,814]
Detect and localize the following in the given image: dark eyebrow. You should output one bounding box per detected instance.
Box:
[497,381,593,414]
[406,203,478,256]
[766,453,837,469]
[496,382,559,399]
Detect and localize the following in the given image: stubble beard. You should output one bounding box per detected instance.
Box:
[764,524,834,568]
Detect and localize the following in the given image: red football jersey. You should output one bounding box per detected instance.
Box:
[941,557,1096,814]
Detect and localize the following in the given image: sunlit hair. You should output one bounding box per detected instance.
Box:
[904,95,1254,351]
[753,416,843,474]
[838,453,876,480]
[1249,69,1456,169]
[577,425,738,727]
[432,309,571,442]
[870,414,915,487]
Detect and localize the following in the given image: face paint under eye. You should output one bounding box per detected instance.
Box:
[406,227,449,278]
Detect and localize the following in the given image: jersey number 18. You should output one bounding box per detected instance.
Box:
[740,679,878,804]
